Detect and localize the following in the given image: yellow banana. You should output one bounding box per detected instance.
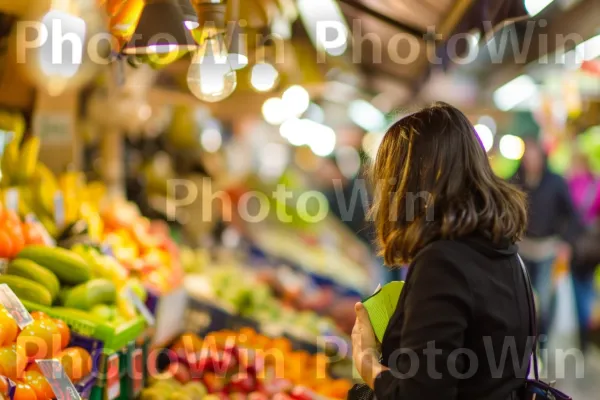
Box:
[16,136,40,184]
[1,141,19,186]
[33,163,59,216]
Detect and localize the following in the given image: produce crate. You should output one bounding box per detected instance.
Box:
[121,334,150,399]
[88,346,128,400]
[21,300,146,353]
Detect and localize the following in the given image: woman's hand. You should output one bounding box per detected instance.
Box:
[352,302,388,388]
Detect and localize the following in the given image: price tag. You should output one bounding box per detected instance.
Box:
[126,287,155,326]
[106,353,121,400]
[53,191,65,229]
[4,188,18,212]
[0,284,33,329]
[130,348,144,397]
[36,359,81,400]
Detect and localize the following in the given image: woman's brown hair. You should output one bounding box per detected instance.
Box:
[371,102,527,266]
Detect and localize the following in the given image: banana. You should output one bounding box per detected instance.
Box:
[16,136,40,184]
[1,141,19,186]
[32,163,59,216]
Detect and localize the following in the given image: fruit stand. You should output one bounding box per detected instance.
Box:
[0,106,361,400]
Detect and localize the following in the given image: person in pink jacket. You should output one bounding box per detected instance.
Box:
[568,151,600,353]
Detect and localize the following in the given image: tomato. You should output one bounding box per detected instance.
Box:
[0,306,18,346]
[52,319,71,350]
[16,319,61,360]
[13,382,36,400]
[23,371,54,400]
[57,347,92,383]
[0,345,26,380]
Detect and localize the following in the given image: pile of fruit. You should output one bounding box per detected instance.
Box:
[0,244,144,326]
[100,199,183,295]
[185,267,344,343]
[145,330,351,400]
[0,308,92,400]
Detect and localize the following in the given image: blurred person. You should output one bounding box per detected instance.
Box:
[509,139,582,349]
[568,151,600,353]
[351,103,531,399]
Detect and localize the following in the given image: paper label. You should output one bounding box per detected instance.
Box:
[36,359,81,400]
[106,353,120,400]
[126,287,155,326]
[4,188,18,212]
[53,191,65,229]
[130,348,144,396]
[0,283,33,329]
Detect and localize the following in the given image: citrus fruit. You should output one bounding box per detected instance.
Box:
[13,382,36,400]
[52,319,71,350]
[0,305,18,346]
[16,319,61,360]
[29,312,49,321]
[0,345,26,380]
[57,347,92,383]
[23,371,54,400]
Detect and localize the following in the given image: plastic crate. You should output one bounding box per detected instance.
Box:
[21,300,146,353]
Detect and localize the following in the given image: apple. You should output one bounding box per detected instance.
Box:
[272,394,293,400]
[289,386,315,400]
[203,373,226,393]
[171,362,191,384]
[228,373,256,393]
[248,392,269,400]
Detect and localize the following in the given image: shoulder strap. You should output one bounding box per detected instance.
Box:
[516,254,539,381]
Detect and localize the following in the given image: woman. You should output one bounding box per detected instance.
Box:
[568,151,600,352]
[352,103,531,399]
[510,140,581,348]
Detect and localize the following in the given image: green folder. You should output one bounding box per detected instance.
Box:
[362,281,405,342]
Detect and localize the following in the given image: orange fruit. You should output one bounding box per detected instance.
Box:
[0,305,18,343]
[17,319,61,360]
[24,362,42,374]
[29,312,49,321]
[57,347,92,383]
[0,345,26,380]
[52,319,71,350]
[0,375,9,393]
[23,371,54,400]
[13,382,37,400]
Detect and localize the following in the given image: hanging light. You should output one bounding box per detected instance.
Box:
[263,97,288,125]
[186,0,237,102]
[178,0,199,30]
[493,75,538,111]
[123,0,198,54]
[524,0,555,17]
[250,63,279,92]
[187,33,237,102]
[19,0,107,96]
[227,24,248,70]
[282,85,310,117]
[499,135,525,160]
[474,124,494,152]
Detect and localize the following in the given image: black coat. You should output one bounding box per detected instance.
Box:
[510,167,583,244]
[374,236,531,400]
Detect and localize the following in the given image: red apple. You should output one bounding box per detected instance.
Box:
[204,373,226,393]
[289,386,315,400]
[248,392,269,400]
[228,373,256,393]
[172,362,192,384]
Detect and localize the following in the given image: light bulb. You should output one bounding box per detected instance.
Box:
[282,85,310,117]
[250,63,279,92]
[187,35,237,102]
[19,0,107,96]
